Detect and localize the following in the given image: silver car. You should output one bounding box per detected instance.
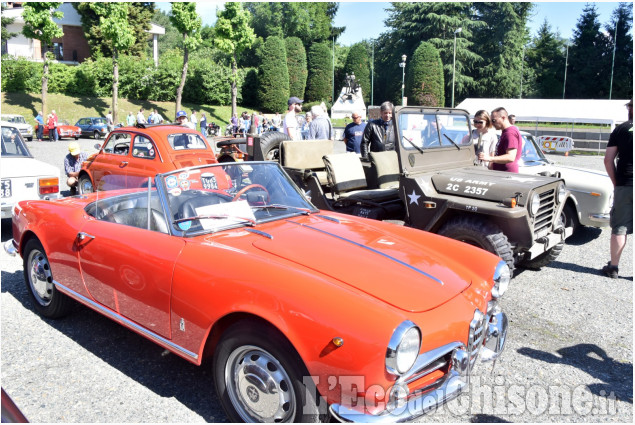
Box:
[518,131,612,235]
[1,124,61,219]
[1,114,34,141]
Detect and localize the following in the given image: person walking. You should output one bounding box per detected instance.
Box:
[465,110,498,168]
[360,101,395,158]
[106,110,114,133]
[51,109,59,142]
[601,99,633,279]
[126,112,136,127]
[46,113,56,142]
[136,108,146,125]
[190,110,198,128]
[34,111,44,141]
[343,111,366,154]
[478,107,521,172]
[200,113,207,136]
[64,141,88,195]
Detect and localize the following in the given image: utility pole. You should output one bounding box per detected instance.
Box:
[562,43,569,99]
[609,19,618,99]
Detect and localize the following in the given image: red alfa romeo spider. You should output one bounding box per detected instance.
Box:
[5,161,509,422]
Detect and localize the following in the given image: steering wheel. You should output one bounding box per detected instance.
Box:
[231,184,270,203]
[114,143,129,155]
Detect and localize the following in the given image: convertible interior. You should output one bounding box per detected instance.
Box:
[85,192,168,233]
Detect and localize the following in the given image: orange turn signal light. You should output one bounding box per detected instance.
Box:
[502,197,517,208]
[39,177,59,195]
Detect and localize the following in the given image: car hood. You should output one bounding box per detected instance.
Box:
[251,216,477,313]
[432,167,559,204]
[0,157,60,178]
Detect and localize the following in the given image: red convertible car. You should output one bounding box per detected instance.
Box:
[36,120,81,140]
[5,162,509,422]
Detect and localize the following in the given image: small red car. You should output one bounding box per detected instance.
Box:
[78,124,217,193]
[5,161,509,422]
[37,120,81,140]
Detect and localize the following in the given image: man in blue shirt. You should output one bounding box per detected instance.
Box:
[343,111,366,154]
[34,111,44,141]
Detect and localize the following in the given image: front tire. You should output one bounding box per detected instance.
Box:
[78,174,94,194]
[23,238,72,319]
[438,216,515,276]
[214,321,325,423]
[561,202,579,237]
[94,131,101,140]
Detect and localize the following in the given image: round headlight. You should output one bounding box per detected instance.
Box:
[557,184,566,204]
[492,260,510,298]
[386,321,421,375]
[530,192,541,216]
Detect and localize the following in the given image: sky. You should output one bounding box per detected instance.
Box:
[156,1,625,45]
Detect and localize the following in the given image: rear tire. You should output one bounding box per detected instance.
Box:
[438,216,515,276]
[258,131,290,161]
[23,238,72,319]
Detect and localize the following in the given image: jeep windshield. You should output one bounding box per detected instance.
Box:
[159,162,318,235]
[398,112,470,151]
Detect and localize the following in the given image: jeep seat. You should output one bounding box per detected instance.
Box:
[280,139,333,185]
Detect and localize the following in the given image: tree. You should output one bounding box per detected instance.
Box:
[343,43,371,104]
[567,3,610,98]
[257,36,289,113]
[90,3,135,124]
[22,2,63,117]
[214,2,255,117]
[605,3,633,99]
[305,42,333,103]
[406,42,445,107]
[170,2,202,116]
[526,20,566,98]
[1,3,18,47]
[285,37,308,100]
[74,2,154,59]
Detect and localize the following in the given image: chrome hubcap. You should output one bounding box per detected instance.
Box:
[80,179,93,194]
[225,345,295,422]
[28,249,53,306]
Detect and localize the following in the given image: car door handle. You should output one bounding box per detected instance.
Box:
[120,161,128,167]
[77,232,95,241]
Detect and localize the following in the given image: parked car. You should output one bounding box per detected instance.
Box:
[1,124,60,219]
[4,161,509,422]
[37,120,81,140]
[78,123,217,194]
[1,114,34,141]
[517,131,612,234]
[75,117,109,139]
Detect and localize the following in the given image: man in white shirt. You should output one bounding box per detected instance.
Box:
[190,110,198,127]
[283,97,303,140]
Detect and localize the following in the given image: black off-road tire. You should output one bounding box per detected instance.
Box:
[213,321,326,423]
[438,216,515,276]
[258,131,290,161]
[23,238,72,319]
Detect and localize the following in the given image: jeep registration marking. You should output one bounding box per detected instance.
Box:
[465,205,478,212]
[464,186,488,195]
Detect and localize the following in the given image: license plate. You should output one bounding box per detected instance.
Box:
[1,179,12,198]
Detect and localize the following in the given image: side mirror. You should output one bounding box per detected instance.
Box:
[94,143,101,150]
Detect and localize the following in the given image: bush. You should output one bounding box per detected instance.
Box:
[342,43,371,104]
[406,42,445,107]
[1,56,41,92]
[257,36,289,113]
[285,37,307,100]
[305,42,332,103]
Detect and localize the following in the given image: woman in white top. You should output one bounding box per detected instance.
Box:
[466,110,498,168]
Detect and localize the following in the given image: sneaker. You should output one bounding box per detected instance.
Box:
[601,261,619,279]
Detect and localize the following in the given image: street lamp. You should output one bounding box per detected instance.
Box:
[609,19,618,99]
[399,54,407,105]
[562,42,569,99]
[452,27,462,108]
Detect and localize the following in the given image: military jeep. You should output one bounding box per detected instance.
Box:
[246,107,571,275]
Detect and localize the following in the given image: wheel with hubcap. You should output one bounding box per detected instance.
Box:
[94,130,101,140]
[23,238,72,318]
[78,174,94,194]
[214,321,324,423]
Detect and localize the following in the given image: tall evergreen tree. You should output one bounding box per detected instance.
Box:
[605,2,633,99]
[285,37,308,100]
[406,42,445,107]
[342,43,371,104]
[257,36,289,113]
[567,3,610,98]
[1,3,17,46]
[305,42,333,103]
[526,20,566,99]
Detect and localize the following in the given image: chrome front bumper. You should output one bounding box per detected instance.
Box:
[4,239,18,256]
[330,311,508,422]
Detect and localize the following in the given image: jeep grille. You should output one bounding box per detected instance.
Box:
[533,188,556,237]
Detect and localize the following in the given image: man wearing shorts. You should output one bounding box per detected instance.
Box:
[602,99,633,278]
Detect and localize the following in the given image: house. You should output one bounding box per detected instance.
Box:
[2,2,165,66]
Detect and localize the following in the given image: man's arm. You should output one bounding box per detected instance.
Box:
[604,146,618,186]
[360,123,373,158]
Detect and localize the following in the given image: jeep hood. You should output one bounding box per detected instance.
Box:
[252,216,479,313]
[432,167,559,204]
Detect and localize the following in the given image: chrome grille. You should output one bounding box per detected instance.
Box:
[468,310,486,367]
[533,187,556,237]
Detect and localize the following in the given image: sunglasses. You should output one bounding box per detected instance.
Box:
[473,120,485,124]
[352,115,361,119]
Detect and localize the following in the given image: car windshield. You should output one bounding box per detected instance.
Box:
[2,115,26,125]
[1,126,32,157]
[399,112,470,151]
[168,133,209,150]
[519,133,547,165]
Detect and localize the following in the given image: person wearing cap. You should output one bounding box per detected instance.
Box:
[601,99,633,278]
[64,141,88,195]
[283,96,303,140]
[176,110,196,130]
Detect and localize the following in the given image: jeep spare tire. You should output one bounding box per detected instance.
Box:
[259,131,290,161]
[438,216,515,276]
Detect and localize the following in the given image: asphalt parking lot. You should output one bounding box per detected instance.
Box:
[1,137,632,422]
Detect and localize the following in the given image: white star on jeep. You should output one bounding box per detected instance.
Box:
[408,190,420,205]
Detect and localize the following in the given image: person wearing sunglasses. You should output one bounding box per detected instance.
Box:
[464,110,498,168]
[478,107,521,173]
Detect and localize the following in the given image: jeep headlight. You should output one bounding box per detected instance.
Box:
[386,320,421,375]
[529,192,541,216]
[492,260,510,299]
[557,183,566,204]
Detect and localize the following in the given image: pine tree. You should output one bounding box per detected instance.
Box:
[605,3,633,99]
[526,20,566,99]
[257,36,289,113]
[406,42,445,107]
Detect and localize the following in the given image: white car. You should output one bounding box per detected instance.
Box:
[1,114,34,141]
[1,124,61,219]
[518,131,612,234]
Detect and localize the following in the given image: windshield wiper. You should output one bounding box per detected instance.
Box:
[253,204,312,215]
[173,214,256,228]
[402,135,424,154]
[443,133,461,150]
